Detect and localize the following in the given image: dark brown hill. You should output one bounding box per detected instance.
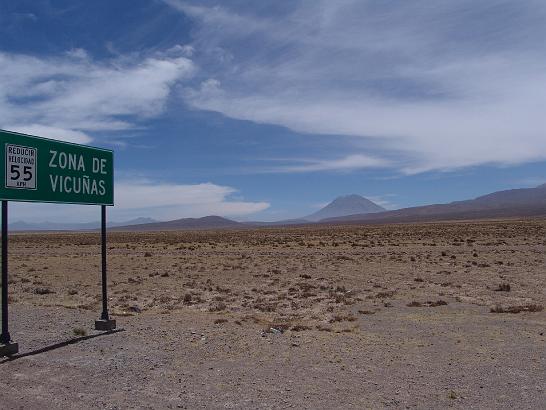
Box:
[111,215,244,231]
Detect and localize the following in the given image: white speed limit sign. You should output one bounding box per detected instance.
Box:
[5,144,37,190]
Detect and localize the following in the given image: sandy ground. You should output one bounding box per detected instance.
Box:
[0,219,545,409]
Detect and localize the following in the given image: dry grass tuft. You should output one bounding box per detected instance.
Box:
[329,314,357,323]
[425,300,448,307]
[73,327,87,337]
[34,287,55,295]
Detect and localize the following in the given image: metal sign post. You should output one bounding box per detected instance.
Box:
[0,129,116,356]
[95,205,116,331]
[0,200,18,356]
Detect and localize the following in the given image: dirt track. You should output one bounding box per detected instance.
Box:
[1,219,545,408]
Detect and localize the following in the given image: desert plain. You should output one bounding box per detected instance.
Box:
[0,219,545,409]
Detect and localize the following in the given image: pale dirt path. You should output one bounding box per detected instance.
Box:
[0,303,544,409]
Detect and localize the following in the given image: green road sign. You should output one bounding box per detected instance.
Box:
[0,129,113,205]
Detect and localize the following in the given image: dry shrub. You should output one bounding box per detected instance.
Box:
[425,300,448,307]
[494,283,511,292]
[263,323,290,334]
[329,314,357,323]
[209,301,227,312]
[490,304,543,314]
[214,318,228,324]
[339,327,356,333]
[291,324,311,331]
[183,293,192,304]
[408,300,447,307]
[375,290,395,299]
[252,297,277,312]
[155,294,171,304]
[34,287,54,295]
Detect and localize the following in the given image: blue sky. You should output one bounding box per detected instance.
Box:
[1,0,545,222]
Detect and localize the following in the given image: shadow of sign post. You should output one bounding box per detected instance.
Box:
[0,129,116,356]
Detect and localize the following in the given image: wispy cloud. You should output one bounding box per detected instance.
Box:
[168,0,546,174]
[366,195,398,210]
[263,154,390,173]
[0,48,194,144]
[511,177,546,188]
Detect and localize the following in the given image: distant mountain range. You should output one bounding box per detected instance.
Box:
[322,183,546,224]
[9,184,546,231]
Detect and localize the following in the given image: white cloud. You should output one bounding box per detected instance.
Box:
[115,180,235,209]
[9,179,269,223]
[3,125,92,144]
[0,50,194,143]
[310,201,329,210]
[170,0,546,173]
[115,180,269,216]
